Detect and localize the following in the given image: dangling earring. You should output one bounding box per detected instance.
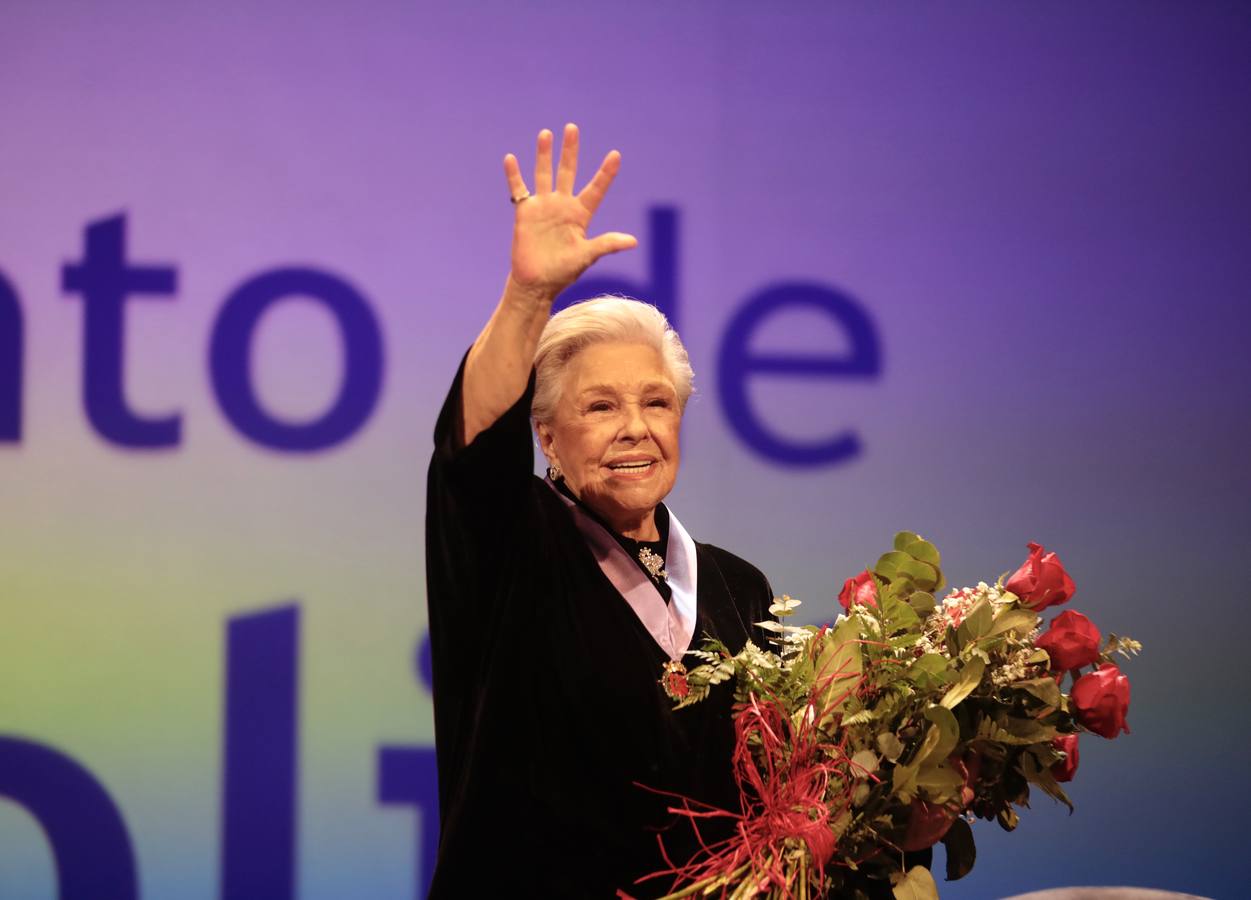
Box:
[547,462,563,482]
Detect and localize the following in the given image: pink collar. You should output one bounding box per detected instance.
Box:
[548,482,698,662]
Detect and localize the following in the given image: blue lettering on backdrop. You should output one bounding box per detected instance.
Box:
[217,604,441,899]
[555,207,679,329]
[221,605,299,900]
[557,207,883,467]
[0,268,21,441]
[0,736,138,900]
[717,282,882,467]
[377,632,440,899]
[61,214,182,448]
[14,209,883,464]
[378,748,440,900]
[210,269,384,452]
[0,607,442,899]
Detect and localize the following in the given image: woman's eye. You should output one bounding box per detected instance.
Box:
[587,402,613,413]
[646,398,672,409]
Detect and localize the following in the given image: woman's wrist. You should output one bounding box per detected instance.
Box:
[502,272,559,313]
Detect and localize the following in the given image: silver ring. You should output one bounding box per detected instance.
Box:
[510,192,531,205]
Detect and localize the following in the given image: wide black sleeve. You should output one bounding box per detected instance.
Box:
[425,351,539,641]
[424,353,546,830]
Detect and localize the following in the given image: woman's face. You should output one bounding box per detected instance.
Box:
[537,341,681,535]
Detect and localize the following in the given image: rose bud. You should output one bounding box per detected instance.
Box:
[1071,663,1131,739]
[1051,733,1080,782]
[1036,610,1102,671]
[838,570,878,611]
[1006,542,1076,611]
[901,798,955,851]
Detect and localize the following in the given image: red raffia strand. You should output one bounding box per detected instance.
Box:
[636,638,893,900]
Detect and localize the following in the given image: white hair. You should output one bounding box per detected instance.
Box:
[531,296,694,425]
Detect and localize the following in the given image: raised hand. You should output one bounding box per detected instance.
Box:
[503,124,637,299]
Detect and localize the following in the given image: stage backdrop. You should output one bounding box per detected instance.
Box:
[2,2,1248,898]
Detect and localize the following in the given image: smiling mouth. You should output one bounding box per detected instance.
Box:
[607,460,655,473]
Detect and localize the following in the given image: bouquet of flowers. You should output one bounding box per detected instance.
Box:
[648,534,1140,900]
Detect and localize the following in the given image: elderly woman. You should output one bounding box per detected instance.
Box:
[425,125,771,897]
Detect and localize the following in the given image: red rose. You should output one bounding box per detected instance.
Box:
[1036,610,1102,671]
[901,798,955,851]
[1071,663,1131,739]
[1051,733,1080,782]
[838,570,878,611]
[1006,542,1075,610]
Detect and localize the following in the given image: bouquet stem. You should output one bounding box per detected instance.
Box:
[655,862,753,899]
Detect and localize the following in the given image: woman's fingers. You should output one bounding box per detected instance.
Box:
[502,153,530,203]
[534,128,554,193]
[577,150,622,215]
[555,123,579,194]
[587,231,638,261]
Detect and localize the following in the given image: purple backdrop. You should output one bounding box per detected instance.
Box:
[1,2,1248,898]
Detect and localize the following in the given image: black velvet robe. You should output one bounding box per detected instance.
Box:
[424,359,772,898]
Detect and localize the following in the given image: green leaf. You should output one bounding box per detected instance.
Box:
[987,608,1038,639]
[921,705,960,765]
[875,551,939,591]
[976,718,1044,746]
[874,551,903,582]
[882,592,921,632]
[942,816,977,881]
[1015,677,1062,708]
[945,624,962,655]
[892,864,939,900]
[894,710,955,802]
[851,748,880,775]
[940,657,986,709]
[1020,748,1074,811]
[900,536,941,568]
[916,759,964,803]
[814,617,864,723]
[902,559,940,591]
[899,537,945,590]
[957,598,993,645]
[997,806,1019,831]
[968,728,1008,762]
[769,594,802,617]
[908,591,937,617]
[894,531,923,552]
[1000,716,1057,745]
[830,808,853,842]
[685,648,721,664]
[841,708,878,726]
[890,632,926,650]
[875,550,910,579]
[892,758,919,802]
[877,730,905,762]
[908,653,951,690]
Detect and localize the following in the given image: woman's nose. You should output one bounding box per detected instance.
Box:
[618,402,648,440]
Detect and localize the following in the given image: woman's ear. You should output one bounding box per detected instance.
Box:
[535,420,557,468]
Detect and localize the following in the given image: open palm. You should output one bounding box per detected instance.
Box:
[504,124,637,297]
